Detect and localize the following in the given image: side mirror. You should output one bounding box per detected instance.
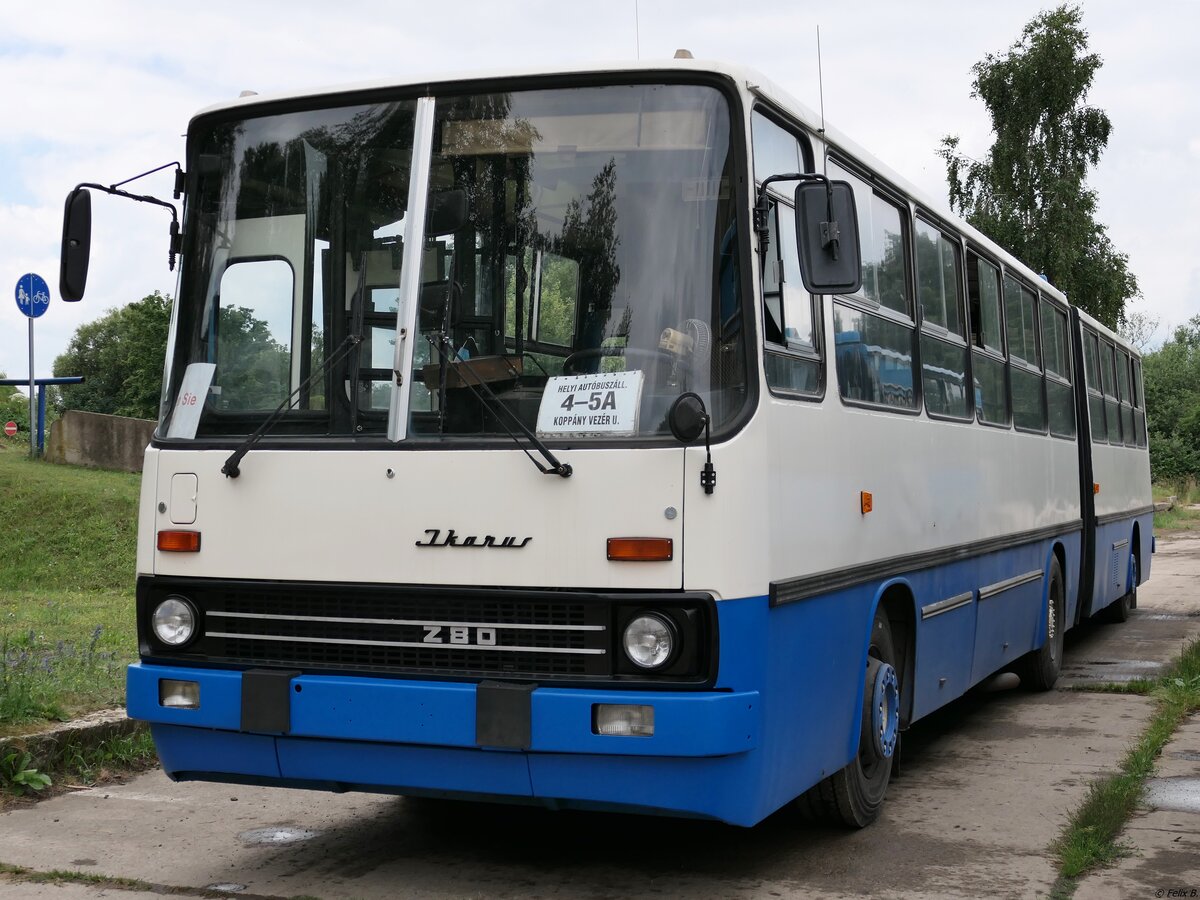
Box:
[667,392,707,443]
[794,180,862,295]
[427,189,468,237]
[60,188,93,302]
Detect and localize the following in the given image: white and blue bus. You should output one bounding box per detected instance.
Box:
[61,58,1152,827]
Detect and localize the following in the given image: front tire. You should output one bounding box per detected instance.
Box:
[797,608,898,828]
[1015,557,1065,691]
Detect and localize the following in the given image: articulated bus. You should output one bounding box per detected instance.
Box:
[60,59,1151,827]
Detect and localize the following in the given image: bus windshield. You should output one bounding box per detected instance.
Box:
[164,82,747,443]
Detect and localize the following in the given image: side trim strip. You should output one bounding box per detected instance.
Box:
[1112,539,1129,551]
[979,569,1043,602]
[1096,504,1155,526]
[920,591,974,620]
[770,520,1080,607]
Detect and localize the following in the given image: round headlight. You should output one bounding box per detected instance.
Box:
[152,596,197,646]
[622,613,676,669]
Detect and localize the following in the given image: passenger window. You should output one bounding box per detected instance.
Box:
[1132,358,1147,447]
[1004,277,1044,432]
[966,253,1008,426]
[916,219,969,420]
[762,200,821,393]
[1100,340,1120,444]
[752,112,803,180]
[1116,349,1135,446]
[755,111,821,397]
[1083,329,1106,443]
[829,162,910,316]
[833,302,916,409]
[1041,301,1075,438]
[214,258,295,411]
[915,218,963,336]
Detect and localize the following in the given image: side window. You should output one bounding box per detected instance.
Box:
[1116,348,1135,446]
[829,162,915,411]
[1083,329,1106,443]
[753,111,820,396]
[1100,340,1121,444]
[1132,358,1147,447]
[1004,275,1045,432]
[915,217,969,419]
[967,252,1008,425]
[214,258,295,411]
[1040,300,1075,438]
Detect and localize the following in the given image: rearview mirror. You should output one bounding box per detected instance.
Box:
[427,189,468,237]
[60,187,92,302]
[794,180,861,295]
[667,392,707,444]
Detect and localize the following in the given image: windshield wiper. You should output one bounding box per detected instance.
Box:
[222,333,363,478]
[426,334,572,478]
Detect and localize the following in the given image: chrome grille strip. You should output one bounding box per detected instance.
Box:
[207,630,606,655]
[208,609,605,632]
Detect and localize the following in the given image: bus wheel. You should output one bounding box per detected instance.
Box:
[1105,554,1137,623]
[824,608,898,828]
[1015,557,1065,691]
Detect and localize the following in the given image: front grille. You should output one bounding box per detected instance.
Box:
[150,581,612,679]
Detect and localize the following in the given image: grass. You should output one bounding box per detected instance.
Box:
[0,445,140,731]
[1050,639,1200,895]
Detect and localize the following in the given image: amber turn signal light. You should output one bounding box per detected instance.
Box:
[860,491,874,515]
[158,530,201,552]
[607,537,673,561]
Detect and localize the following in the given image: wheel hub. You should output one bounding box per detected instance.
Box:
[870,661,900,759]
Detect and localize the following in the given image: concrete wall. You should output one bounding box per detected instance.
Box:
[45,410,155,473]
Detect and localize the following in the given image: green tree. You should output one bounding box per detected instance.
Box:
[939,4,1138,328]
[0,373,32,434]
[1141,316,1200,482]
[52,292,173,419]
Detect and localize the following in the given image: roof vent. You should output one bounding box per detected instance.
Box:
[239,90,259,98]
[673,49,694,59]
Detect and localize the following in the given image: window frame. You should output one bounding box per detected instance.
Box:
[1002,272,1047,435]
[913,211,971,422]
[751,105,824,402]
[965,246,1010,429]
[826,153,919,416]
[1040,296,1076,440]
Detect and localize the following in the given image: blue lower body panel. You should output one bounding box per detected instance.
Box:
[130,662,766,824]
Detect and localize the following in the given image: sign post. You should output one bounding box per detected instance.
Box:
[15,273,50,456]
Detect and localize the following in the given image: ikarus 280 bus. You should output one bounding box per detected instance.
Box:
[59,57,1152,828]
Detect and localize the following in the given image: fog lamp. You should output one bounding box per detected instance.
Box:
[593,704,655,737]
[159,679,200,709]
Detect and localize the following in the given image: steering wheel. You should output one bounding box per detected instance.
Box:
[561,347,669,376]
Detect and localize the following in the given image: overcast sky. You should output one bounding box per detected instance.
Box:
[1,0,1193,388]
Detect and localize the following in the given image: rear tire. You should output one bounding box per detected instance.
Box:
[1104,554,1137,623]
[1015,557,1065,691]
[795,608,897,828]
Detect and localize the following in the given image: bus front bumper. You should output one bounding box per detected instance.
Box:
[128,662,764,823]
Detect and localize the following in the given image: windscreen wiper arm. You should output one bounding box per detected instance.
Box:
[427,334,572,478]
[222,334,363,478]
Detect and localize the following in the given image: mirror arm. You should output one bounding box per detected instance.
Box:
[72,177,182,271]
[754,172,826,263]
[699,410,716,495]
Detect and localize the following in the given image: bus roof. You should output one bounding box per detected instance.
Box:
[195,56,1105,337]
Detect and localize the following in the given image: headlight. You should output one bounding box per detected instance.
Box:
[622,612,676,669]
[152,596,197,646]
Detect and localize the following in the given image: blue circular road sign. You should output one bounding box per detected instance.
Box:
[15,273,50,319]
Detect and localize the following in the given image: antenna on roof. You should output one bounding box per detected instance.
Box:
[817,25,828,179]
[634,0,641,60]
